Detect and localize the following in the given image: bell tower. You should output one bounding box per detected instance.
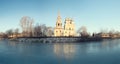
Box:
[54,12,63,36]
[56,12,62,28]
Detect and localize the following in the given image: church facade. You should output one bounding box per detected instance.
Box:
[54,13,76,37]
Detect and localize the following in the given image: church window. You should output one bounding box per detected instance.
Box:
[70,21,72,24]
[58,23,60,26]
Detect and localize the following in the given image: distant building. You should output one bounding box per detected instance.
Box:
[8,33,23,38]
[93,33,110,38]
[54,12,76,37]
[93,32,120,38]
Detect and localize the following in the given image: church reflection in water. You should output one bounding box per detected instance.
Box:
[53,39,120,59]
[54,43,76,59]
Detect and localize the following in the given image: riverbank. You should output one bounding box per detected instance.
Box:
[8,37,103,43]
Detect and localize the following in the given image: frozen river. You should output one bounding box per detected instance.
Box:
[0,39,120,64]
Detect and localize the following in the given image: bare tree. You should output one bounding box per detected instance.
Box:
[29,19,34,37]
[46,27,54,36]
[20,16,34,37]
[77,26,89,37]
[6,29,13,38]
[0,32,7,38]
[33,23,42,37]
[14,28,19,37]
[41,24,47,36]
[33,23,54,37]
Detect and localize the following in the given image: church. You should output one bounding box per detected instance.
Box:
[54,12,76,37]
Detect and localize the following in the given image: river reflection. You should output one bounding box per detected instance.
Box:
[54,43,76,59]
[1,39,120,64]
[53,39,120,57]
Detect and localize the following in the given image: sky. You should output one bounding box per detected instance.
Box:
[0,0,120,33]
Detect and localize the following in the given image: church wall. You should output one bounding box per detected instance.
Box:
[54,13,76,37]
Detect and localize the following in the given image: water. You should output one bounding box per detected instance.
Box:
[0,39,120,64]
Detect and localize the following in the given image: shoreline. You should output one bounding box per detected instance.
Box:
[8,37,103,43]
[1,36,120,43]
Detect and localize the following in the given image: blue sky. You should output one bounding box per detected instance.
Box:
[0,0,120,33]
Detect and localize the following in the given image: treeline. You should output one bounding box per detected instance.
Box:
[0,28,19,38]
[0,16,54,38]
[19,16,54,37]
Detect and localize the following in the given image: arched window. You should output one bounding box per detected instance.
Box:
[70,21,72,24]
[58,23,60,26]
